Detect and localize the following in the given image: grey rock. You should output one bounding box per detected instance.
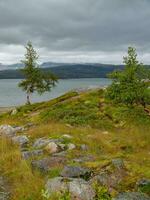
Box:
[90,169,126,190]
[13,126,25,132]
[46,177,67,194]
[33,138,51,148]
[44,142,59,154]
[53,151,67,157]
[67,143,76,150]
[114,192,150,200]
[68,178,95,200]
[73,155,95,163]
[112,158,125,170]
[57,143,66,150]
[33,137,64,149]
[60,166,91,179]
[0,125,16,137]
[80,144,88,151]
[11,109,17,115]
[45,177,95,200]
[90,172,110,186]
[22,150,43,160]
[62,134,73,139]
[12,135,29,148]
[32,156,66,173]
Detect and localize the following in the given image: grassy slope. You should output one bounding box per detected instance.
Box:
[0,89,150,199]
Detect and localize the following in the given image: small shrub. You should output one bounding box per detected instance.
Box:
[94,183,112,200]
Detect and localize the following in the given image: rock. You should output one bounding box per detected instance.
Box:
[44,142,59,154]
[80,144,88,151]
[45,177,67,195]
[53,151,67,157]
[33,138,51,148]
[0,125,16,137]
[112,158,125,170]
[0,177,10,200]
[67,143,76,150]
[22,150,43,159]
[45,177,95,200]
[114,192,150,200]
[11,109,17,115]
[13,126,24,132]
[62,134,73,139]
[32,156,66,173]
[24,122,35,128]
[69,178,95,200]
[102,131,109,135]
[58,143,66,150]
[73,155,95,163]
[90,172,110,186]
[60,166,91,179]
[12,135,29,148]
[90,169,126,191]
[33,137,63,149]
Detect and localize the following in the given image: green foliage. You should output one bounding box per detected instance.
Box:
[19,41,57,104]
[48,167,62,178]
[106,47,150,107]
[138,183,150,196]
[41,189,71,200]
[94,184,112,200]
[40,90,114,129]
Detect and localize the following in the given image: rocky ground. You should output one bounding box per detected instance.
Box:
[0,124,150,200]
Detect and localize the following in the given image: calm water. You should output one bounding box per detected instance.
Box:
[0,78,111,107]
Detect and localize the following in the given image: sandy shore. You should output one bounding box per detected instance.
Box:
[0,107,16,114]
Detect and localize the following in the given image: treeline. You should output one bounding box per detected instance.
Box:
[0,64,125,79]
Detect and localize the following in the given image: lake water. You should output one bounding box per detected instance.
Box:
[0,78,111,107]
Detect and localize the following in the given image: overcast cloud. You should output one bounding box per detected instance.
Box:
[0,0,150,64]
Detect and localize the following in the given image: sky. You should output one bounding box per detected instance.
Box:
[0,0,150,64]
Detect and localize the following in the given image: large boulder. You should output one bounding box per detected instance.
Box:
[32,156,66,173]
[12,135,29,148]
[22,150,43,160]
[0,125,24,138]
[114,192,150,200]
[45,177,95,200]
[0,125,16,137]
[60,166,91,180]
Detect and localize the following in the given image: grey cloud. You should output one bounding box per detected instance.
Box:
[0,0,150,63]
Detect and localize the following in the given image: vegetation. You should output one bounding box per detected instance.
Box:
[0,87,150,199]
[0,47,150,199]
[106,47,150,107]
[0,64,125,79]
[19,42,57,104]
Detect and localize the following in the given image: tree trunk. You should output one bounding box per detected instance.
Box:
[26,92,31,105]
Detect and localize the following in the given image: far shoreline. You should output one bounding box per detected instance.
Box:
[0,107,16,114]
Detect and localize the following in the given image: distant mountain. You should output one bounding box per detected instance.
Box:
[0,63,125,79]
[1,62,149,79]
